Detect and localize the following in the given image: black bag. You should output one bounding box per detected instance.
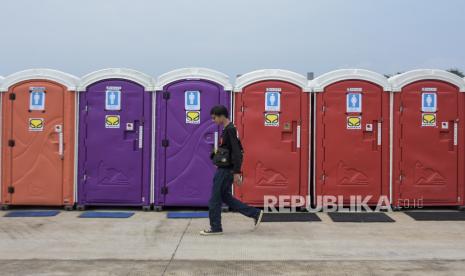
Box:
[211,126,244,167]
[212,147,232,167]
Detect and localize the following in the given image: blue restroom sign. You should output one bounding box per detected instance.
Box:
[346,93,362,113]
[185,90,201,111]
[29,87,46,111]
[105,87,121,111]
[421,92,437,112]
[265,88,281,112]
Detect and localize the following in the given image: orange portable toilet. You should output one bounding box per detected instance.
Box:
[0,69,79,210]
[233,69,311,207]
[311,69,391,206]
[390,69,465,208]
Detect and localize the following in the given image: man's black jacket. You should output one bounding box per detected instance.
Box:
[213,122,243,174]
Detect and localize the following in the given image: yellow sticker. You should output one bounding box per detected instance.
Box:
[186,111,200,124]
[264,113,279,127]
[105,115,120,128]
[347,116,361,129]
[29,118,44,131]
[422,113,436,127]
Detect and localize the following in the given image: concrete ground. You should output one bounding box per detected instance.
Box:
[0,210,465,275]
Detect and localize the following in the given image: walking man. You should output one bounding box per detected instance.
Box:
[200,105,263,236]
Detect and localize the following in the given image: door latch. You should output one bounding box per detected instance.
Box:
[441,121,449,130]
[365,123,373,132]
[8,186,14,194]
[126,123,134,131]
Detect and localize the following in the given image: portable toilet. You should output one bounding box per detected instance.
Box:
[311,69,391,207]
[76,68,155,210]
[0,69,79,210]
[233,69,310,207]
[389,69,465,208]
[154,68,232,209]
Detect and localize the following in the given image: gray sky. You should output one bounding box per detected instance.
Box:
[1,0,464,78]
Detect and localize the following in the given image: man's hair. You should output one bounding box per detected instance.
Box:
[210,105,229,118]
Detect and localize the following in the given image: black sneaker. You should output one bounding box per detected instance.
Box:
[254,210,264,229]
[200,229,223,236]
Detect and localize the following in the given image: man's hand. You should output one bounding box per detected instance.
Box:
[233,173,242,186]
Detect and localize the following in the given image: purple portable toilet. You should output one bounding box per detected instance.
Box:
[154,68,232,209]
[77,68,155,210]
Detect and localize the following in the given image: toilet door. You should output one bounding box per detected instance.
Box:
[80,80,145,204]
[235,81,305,205]
[4,82,64,205]
[397,81,460,203]
[318,81,385,204]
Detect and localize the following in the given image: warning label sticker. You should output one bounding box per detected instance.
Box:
[347,116,362,129]
[186,111,200,124]
[264,113,279,127]
[29,118,44,131]
[105,115,120,128]
[422,113,436,127]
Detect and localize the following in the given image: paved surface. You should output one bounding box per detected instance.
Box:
[0,210,465,275]
[2,260,465,276]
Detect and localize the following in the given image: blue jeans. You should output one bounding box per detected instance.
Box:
[209,168,260,232]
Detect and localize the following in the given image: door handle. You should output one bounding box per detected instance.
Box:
[214,131,219,152]
[138,125,143,149]
[296,125,301,148]
[59,132,64,159]
[55,124,64,160]
[454,122,458,146]
[377,122,382,146]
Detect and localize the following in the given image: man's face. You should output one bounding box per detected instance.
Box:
[211,114,224,125]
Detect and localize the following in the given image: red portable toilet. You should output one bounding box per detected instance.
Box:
[389,69,465,208]
[311,69,390,207]
[233,69,311,207]
[0,69,79,209]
